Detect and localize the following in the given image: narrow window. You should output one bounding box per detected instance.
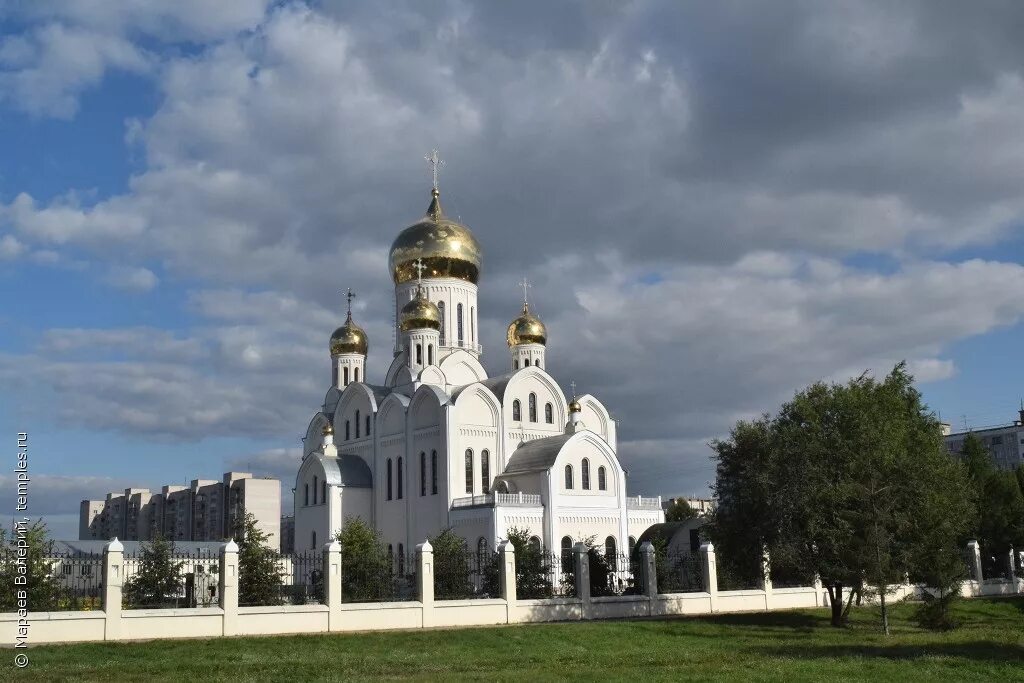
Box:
[304,484,309,506]
[355,410,360,438]
[438,301,446,345]
[321,479,327,505]
[388,544,394,564]
[561,536,573,566]
[605,536,616,557]
[332,365,339,386]
[529,393,537,422]
[598,466,607,491]
[416,343,422,365]
[564,464,573,490]
[545,403,553,424]
[420,452,426,496]
[398,544,405,575]
[457,303,464,346]
[428,344,434,365]
[345,420,350,441]
[397,457,404,499]
[529,536,541,553]
[535,360,540,369]
[514,360,519,369]
[313,476,318,504]
[628,537,637,556]
[431,450,438,494]
[481,449,490,494]
[471,306,475,342]
[366,415,371,436]
[343,366,349,386]
[312,531,317,550]
[582,458,591,490]
[465,449,474,494]
[354,367,359,382]
[524,358,530,367]
[512,400,521,421]
[387,459,393,500]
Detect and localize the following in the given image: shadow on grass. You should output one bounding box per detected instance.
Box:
[761,641,1024,664]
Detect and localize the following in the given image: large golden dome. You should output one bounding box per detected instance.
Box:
[400,287,442,332]
[507,302,547,346]
[329,312,368,355]
[389,189,482,285]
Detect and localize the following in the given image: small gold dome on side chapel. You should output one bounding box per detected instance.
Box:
[329,312,368,355]
[568,398,582,413]
[506,302,547,346]
[322,421,334,436]
[400,287,442,332]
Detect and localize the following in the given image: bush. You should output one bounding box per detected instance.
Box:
[124,534,185,608]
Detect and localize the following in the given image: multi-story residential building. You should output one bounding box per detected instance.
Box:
[280,516,295,554]
[80,472,281,547]
[944,408,1024,472]
[663,496,714,516]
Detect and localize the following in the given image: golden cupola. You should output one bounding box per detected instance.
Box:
[507,302,547,346]
[389,188,482,285]
[400,286,442,332]
[330,310,368,356]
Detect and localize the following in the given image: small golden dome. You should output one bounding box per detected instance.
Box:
[400,287,442,332]
[330,312,368,356]
[322,422,334,436]
[507,302,547,346]
[389,189,482,285]
[568,399,582,413]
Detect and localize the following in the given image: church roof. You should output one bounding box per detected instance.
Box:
[502,433,575,475]
[313,452,373,488]
[452,372,516,403]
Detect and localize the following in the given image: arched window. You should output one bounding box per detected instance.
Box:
[366,415,371,436]
[628,536,637,556]
[545,403,553,424]
[438,301,446,345]
[605,536,616,557]
[598,466,607,491]
[416,343,422,365]
[345,420,350,441]
[528,393,537,422]
[561,536,573,566]
[524,358,530,367]
[528,536,541,553]
[564,464,574,489]
[465,449,474,494]
[304,483,309,506]
[311,530,317,550]
[481,449,490,494]
[457,303,464,346]
[512,400,521,421]
[420,452,426,496]
[581,458,591,490]
[313,476,318,504]
[387,544,394,566]
[355,410,360,438]
[534,360,540,369]
[321,479,327,505]
[354,367,359,382]
[514,360,519,369]
[398,544,405,575]
[386,459,393,501]
[431,450,438,495]
[343,366,349,386]
[397,457,404,499]
[332,365,339,386]
[428,344,434,365]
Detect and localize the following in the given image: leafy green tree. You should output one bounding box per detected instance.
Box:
[977,472,1024,576]
[0,520,60,611]
[665,499,697,523]
[500,527,550,599]
[961,433,993,487]
[123,534,185,608]
[232,511,283,606]
[431,529,474,599]
[710,363,975,632]
[335,518,391,602]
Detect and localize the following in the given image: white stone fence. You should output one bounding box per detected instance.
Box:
[3,538,1021,645]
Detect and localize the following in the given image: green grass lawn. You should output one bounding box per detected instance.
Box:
[10,597,1024,682]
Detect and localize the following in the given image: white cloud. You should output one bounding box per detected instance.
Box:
[0,234,25,259]
[104,265,158,292]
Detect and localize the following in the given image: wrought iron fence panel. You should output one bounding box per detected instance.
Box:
[343,552,417,603]
[43,551,105,611]
[591,553,639,597]
[122,548,219,609]
[981,552,1013,581]
[658,553,704,594]
[434,550,499,599]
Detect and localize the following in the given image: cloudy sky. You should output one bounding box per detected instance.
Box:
[2,1,1024,539]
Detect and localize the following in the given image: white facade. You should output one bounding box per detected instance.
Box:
[296,185,664,555]
[944,409,1024,471]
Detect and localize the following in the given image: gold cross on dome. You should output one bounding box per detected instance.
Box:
[570,380,576,399]
[344,288,356,314]
[413,258,427,285]
[424,149,445,191]
[518,277,531,305]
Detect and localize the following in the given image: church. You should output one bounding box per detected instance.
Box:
[294,157,664,560]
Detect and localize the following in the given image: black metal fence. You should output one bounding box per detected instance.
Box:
[592,553,640,597]
[45,552,105,611]
[343,552,417,603]
[434,550,499,599]
[123,548,219,609]
[658,552,704,594]
[981,552,1013,581]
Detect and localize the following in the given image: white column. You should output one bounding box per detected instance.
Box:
[573,542,591,620]
[219,540,239,636]
[639,541,657,617]
[760,548,773,611]
[499,540,517,624]
[966,539,983,583]
[102,538,124,641]
[324,540,342,631]
[417,540,434,627]
[700,542,718,612]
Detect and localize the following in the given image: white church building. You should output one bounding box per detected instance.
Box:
[294,168,664,559]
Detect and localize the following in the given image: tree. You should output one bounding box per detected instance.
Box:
[232,511,283,606]
[976,472,1024,576]
[0,520,60,612]
[431,529,474,599]
[665,499,697,523]
[123,534,185,607]
[335,518,391,602]
[500,527,550,599]
[710,363,975,632]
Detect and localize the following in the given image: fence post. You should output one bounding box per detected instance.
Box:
[966,539,983,583]
[700,542,718,612]
[760,548,773,611]
[813,574,824,607]
[638,541,657,616]
[498,540,517,624]
[1007,548,1017,586]
[219,540,239,636]
[102,538,124,641]
[324,540,342,631]
[417,540,434,628]
[1016,550,1024,594]
[573,542,591,620]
